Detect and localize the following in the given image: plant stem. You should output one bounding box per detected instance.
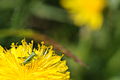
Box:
[11,0,30,29]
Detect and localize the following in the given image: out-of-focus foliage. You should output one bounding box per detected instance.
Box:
[0,0,120,80]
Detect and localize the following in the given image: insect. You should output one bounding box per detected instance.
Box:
[22,47,50,65]
[22,52,36,65]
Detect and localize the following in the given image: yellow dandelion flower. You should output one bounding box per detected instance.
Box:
[0,40,70,80]
[61,0,106,30]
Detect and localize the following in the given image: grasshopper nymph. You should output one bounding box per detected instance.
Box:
[23,52,36,65]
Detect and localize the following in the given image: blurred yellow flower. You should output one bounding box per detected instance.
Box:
[0,40,70,80]
[61,0,106,30]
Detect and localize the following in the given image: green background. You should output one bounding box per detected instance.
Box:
[0,0,120,80]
